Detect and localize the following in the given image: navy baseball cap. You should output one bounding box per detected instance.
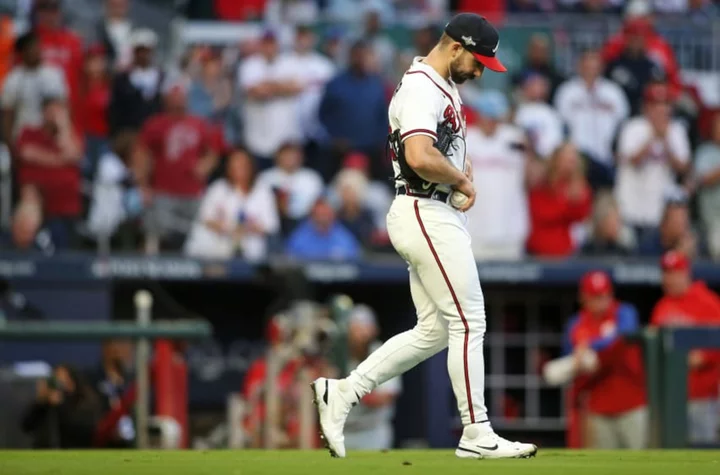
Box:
[444,13,506,73]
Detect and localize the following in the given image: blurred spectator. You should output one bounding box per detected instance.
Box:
[86,131,142,248]
[22,364,102,448]
[637,197,698,257]
[554,49,629,189]
[286,197,361,260]
[0,14,15,88]
[562,271,647,449]
[344,305,401,450]
[601,8,682,96]
[289,26,335,155]
[0,185,54,254]
[507,0,552,12]
[187,49,233,143]
[511,34,565,104]
[108,28,163,137]
[320,28,346,67]
[581,192,637,256]
[527,143,592,257]
[97,0,134,71]
[1,31,67,144]
[185,147,279,261]
[256,142,324,234]
[615,83,690,233]
[331,152,392,232]
[332,169,376,248]
[15,96,83,248]
[513,73,564,160]
[694,114,720,259]
[89,340,135,448]
[360,7,396,77]
[604,19,665,115]
[651,250,720,444]
[33,0,83,125]
[134,82,219,252]
[319,40,388,182]
[465,91,530,261]
[81,45,112,175]
[238,31,303,167]
[688,0,718,23]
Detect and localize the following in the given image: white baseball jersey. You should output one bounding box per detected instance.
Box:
[388,57,467,192]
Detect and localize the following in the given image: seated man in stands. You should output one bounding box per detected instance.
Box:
[285,196,361,261]
[651,250,720,444]
[14,95,83,248]
[638,193,700,258]
[1,185,54,254]
[563,271,646,449]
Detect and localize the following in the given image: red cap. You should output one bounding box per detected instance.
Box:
[580,270,612,296]
[644,82,670,103]
[661,250,690,272]
[343,152,369,171]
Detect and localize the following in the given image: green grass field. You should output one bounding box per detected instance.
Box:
[1,449,719,475]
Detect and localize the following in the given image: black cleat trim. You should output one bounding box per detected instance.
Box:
[323,379,329,405]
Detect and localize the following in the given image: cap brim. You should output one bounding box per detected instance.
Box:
[473,53,507,73]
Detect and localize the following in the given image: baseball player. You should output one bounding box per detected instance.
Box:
[312,13,538,459]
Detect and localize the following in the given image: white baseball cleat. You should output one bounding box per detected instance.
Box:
[310,377,354,458]
[455,424,538,459]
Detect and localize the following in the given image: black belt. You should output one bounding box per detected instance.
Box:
[396,186,450,204]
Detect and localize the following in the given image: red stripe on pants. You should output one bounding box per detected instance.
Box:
[413,199,475,423]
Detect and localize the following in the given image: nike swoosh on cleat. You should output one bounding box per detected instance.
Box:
[477,444,498,450]
[323,380,329,405]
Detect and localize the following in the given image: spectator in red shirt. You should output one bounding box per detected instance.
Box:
[32,0,83,126]
[134,81,219,252]
[81,44,111,175]
[601,17,681,97]
[15,95,83,248]
[527,143,592,257]
[650,251,720,444]
[563,271,647,449]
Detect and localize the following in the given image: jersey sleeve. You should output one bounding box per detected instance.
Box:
[393,76,442,142]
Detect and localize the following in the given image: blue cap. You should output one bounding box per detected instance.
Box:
[470,90,508,120]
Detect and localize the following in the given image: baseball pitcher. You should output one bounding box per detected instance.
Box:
[312,13,537,459]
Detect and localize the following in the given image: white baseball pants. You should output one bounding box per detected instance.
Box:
[347,195,488,425]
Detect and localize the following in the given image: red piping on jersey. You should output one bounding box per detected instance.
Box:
[401,128,438,140]
[406,70,457,110]
[413,199,475,424]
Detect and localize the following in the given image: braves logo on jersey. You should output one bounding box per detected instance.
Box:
[442,105,461,134]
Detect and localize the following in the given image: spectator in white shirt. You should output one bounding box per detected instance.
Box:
[289,26,336,150]
[615,83,690,234]
[465,91,531,261]
[514,73,564,160]
[692,114,720,259]
[238,31,303,168]
[185,148,279,262]
[1,31,67,144]
[256,142,324,235]
[554,49,629,189]
[97,0,134,71]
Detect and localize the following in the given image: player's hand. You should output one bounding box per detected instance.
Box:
[688,350,705,369]
[453,177,476,212]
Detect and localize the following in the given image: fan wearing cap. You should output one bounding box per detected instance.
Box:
[562,271,647,449]
[108,28,164,136]
[615,82,690,234]
[311,14,538,461]
[651,250,720,444]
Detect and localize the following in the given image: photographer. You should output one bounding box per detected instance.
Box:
[21,364,102,449]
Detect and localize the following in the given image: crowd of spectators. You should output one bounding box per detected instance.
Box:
[0,0,719,263]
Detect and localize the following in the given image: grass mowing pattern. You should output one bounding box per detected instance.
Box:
[0,449,719,475]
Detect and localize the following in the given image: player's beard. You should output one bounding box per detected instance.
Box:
[449,58,474,84]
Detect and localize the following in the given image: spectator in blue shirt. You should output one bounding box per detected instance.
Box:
[319,40,388,182]
[286,197,361,261]
[637,197,701,258]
